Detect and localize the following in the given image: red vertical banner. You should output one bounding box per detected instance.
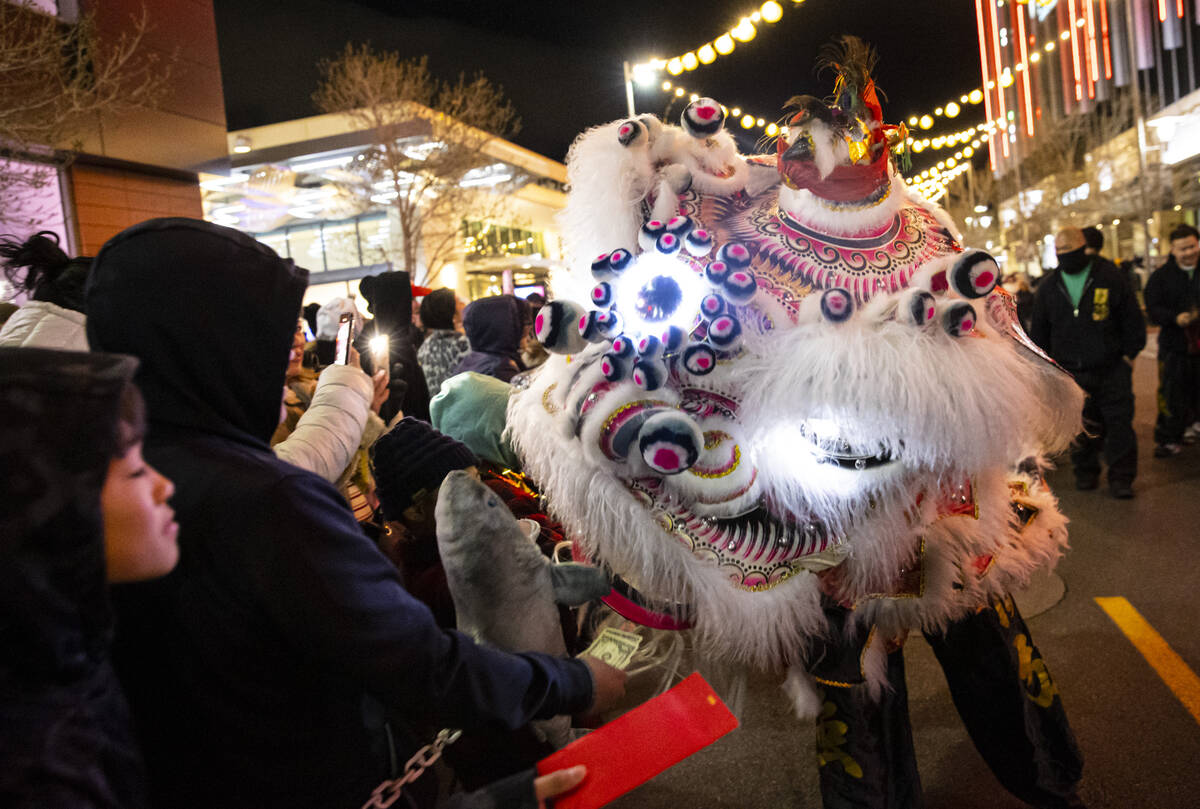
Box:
[1084,0,1099,98]
[1099,0,1113,79]
[975,0,998,171]
[988,0,1011,157]
[1068,0,1085,101]
[1016,1,1035,137]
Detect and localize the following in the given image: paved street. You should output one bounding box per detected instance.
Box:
[610,343,1200,809]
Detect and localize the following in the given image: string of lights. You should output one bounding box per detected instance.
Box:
[629,1,801,85]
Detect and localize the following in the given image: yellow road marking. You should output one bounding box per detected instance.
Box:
[1095,597,1200,724]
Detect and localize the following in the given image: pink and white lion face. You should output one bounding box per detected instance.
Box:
[509,106,1082,669]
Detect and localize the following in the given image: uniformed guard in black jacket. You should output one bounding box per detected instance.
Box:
[1143,223,1200,456]
[1030,227,1146,498]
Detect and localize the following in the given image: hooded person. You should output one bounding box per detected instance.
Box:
[0,231,91,350]
[452,295,528,383]
[0,347,175,808]
[84,218,624,809]
[417,288,469,395]
[360,270,431,422]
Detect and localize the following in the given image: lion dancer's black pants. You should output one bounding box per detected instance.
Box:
[813,598,1083,809]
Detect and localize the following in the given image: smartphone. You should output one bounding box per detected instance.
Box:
[334,312,354,365]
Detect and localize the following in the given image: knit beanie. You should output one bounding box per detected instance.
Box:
[371,417,478,519]
[430,372,521,470]
[420,288,457,330]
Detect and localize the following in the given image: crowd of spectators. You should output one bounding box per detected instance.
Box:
[0,218,621,809]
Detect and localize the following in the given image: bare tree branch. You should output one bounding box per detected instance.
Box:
[313,43,522,285]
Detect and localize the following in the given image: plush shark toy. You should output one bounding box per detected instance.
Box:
[434,470,610,746]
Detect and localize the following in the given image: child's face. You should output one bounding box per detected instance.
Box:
[101,442,179,583]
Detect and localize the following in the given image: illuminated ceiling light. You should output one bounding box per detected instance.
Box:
[741,114,755,128]
[675,87,685,97]
[1045,41,1056,51]
[715,34,735,54]
[689,93,699,101]
[954,151,963,159]
[751,11,761,22]
[698,44,717,64]
[963,146,975,157]
[662,80,672,91]
[960,94,969,103]
[945,101,961,117]
[936,107,944,116]
[912,141,926,152]
[908,115,919,126]
[765,122,779,136]
[682,51,699,70]
[731,107,741,116]
[1030,52,1041,63]
[947,157,957,167]
[1060,30,1071,40]
[1015,63,1025,71]
[761,1,784,22]
[981,134,990,142]
[667,58,683,75]
[969,88,984,104]
[1076,17,1085,26]
[1000,71,1014,87]
[937,160,946,169]
[232,135,252,154]
[756,117,765,127]
[1112,218,1120,225]
[919,114,934,129]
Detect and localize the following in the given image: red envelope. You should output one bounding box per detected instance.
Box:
[536,673,738,809]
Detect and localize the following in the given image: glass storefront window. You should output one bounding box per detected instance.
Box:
[256,230,289,260]
[322,221,361,270]
[287,224,325,272]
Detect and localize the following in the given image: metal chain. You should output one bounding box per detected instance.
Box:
[360,728,462,809]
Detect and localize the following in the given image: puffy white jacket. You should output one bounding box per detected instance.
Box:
[273,364,377,483]
[0,301,89,350]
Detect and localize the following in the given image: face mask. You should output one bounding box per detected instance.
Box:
[1056,246,1090,275]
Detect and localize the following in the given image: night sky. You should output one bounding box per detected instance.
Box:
[212,0,981,166]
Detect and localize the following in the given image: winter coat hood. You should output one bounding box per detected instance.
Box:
[0,299,89,351]
[462,295,525,358]
[86,218,307,447]
[0,347,136,681]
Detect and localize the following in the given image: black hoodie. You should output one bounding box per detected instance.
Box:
[453,295,527,383]
[85,219,592,809]
[0,348,148,809]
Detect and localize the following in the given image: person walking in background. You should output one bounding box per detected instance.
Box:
[360,270,432,423]
[452,295,528,383]
[1144,224,1200,456]
[417,288,469,395]
[1030,227,1146,498]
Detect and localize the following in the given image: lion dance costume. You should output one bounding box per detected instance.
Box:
[509,39,1085,808]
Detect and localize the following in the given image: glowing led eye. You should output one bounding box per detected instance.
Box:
[665,216,694,236]
[634,275,684,323]
[637,334,663,357]
[900,290,936,327]
[610,335,636,358]
[655,232,683,256]
[632,356,668,391]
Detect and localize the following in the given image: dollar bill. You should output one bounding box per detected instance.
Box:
[582,627,643,670]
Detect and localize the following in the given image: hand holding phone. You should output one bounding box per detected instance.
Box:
[334,312,354,365]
